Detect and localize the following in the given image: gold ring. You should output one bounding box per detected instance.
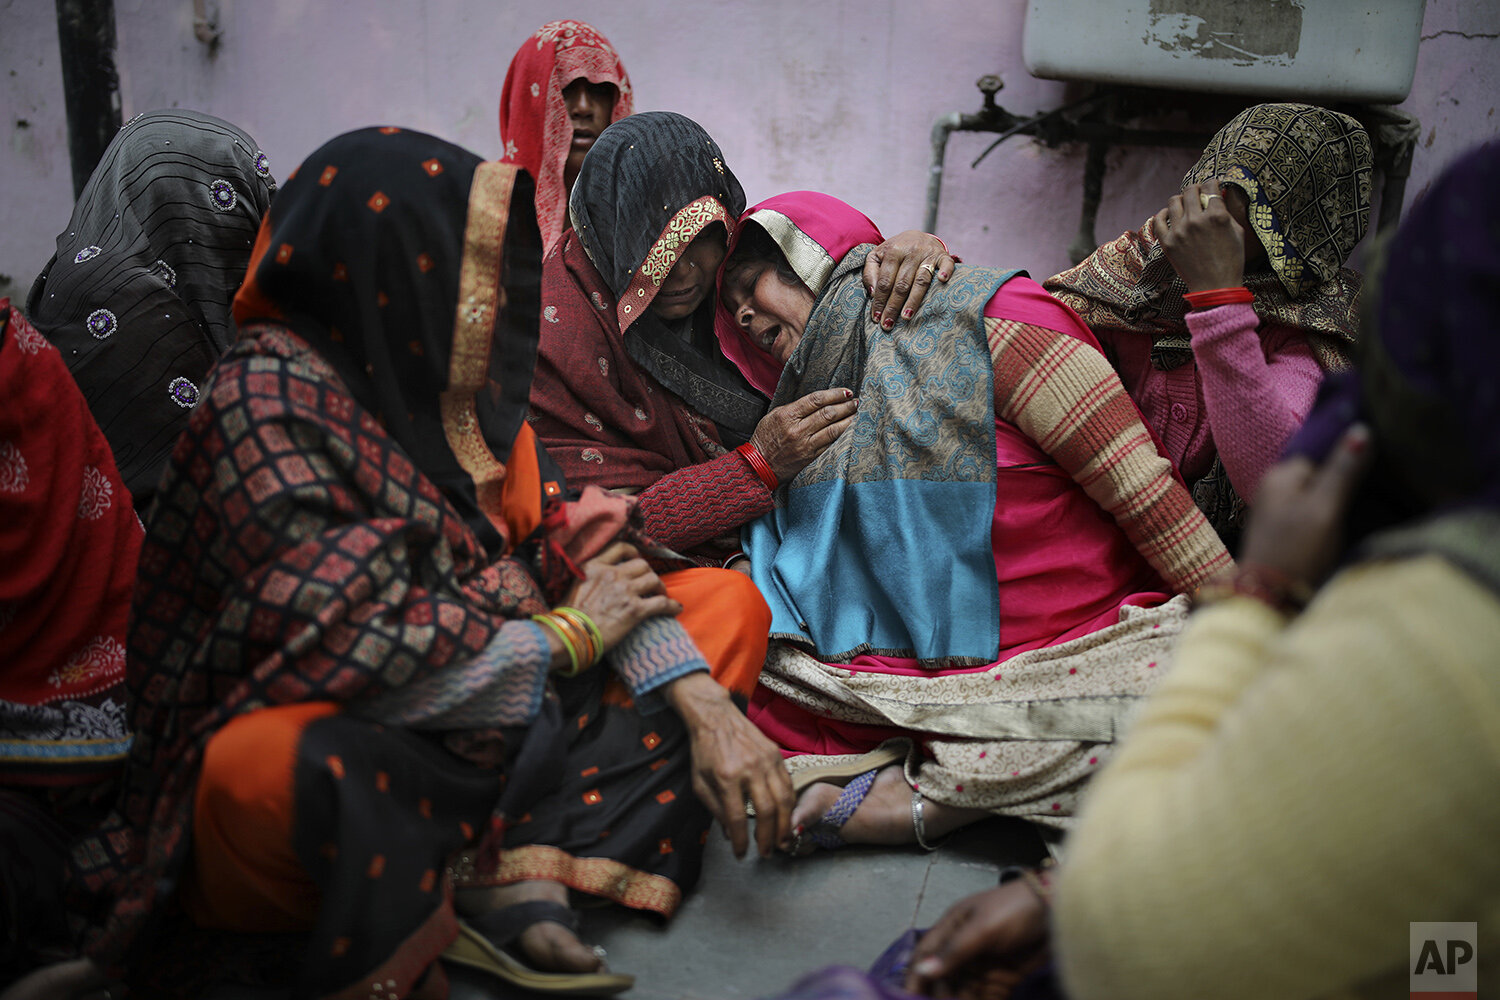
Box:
[917,263,936,275]
[1199,192,1223,209]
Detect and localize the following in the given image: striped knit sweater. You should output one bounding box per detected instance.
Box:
[987,316,1233,594]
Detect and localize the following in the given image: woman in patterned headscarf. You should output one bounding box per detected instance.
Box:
[62,127,786,1000]
[499,19,634,252]
[26,109,276,516]
[1046,103,1371,548]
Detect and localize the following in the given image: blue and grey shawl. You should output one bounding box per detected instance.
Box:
[745,250,1020,666]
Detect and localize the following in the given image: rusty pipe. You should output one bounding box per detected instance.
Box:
[192,0,220,46]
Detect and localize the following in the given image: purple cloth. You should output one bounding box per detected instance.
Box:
[762,928,1063,1000]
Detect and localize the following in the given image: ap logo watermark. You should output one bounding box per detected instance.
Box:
[1411,922,1477,998]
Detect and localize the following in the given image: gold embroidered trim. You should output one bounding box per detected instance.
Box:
[746,208,838,295]
[616,196,730,330]
[441,161,517,536]
[455,844,682,917]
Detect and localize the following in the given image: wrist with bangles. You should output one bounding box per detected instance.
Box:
[1184,286,1254,310]
[735,442,778,491]
[531,605,605,677]
[1196,563,1315,615]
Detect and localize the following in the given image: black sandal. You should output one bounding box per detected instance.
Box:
[442,899,634,996]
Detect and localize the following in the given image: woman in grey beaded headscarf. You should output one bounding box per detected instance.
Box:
[27,109,276,514]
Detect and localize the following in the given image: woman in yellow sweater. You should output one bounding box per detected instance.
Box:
[903,139,1500,1000]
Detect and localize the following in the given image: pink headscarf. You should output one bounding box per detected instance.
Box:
[498,20,634,252]
[715,191,883,395]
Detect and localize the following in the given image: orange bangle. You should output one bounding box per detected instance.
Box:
[735,443,778,490]
[1184,287,1254,310]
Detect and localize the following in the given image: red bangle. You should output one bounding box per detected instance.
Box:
[930,234,961,264]
[736,443,778,490]
[1183,287,1254,310]
[1196,564,1314,615]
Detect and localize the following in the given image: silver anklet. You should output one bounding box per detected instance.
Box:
[912,790,941,851]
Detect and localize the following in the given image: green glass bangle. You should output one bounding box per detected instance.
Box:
[554,606,604,660]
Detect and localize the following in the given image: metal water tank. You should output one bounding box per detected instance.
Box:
[1022,0,1426,104]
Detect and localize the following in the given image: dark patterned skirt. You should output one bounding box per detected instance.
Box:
[146,668,710,998]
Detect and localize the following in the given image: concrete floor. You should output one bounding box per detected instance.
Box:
[448,817,1050,1000]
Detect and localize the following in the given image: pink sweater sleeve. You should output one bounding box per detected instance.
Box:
[1186,303,1323,502]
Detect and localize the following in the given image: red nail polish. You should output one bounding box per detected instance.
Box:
[871,309,881,321]
[902,308,912,319]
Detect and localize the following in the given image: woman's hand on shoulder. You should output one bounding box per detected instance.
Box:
[664,672,794,859]
[864,231,955,330]
[751,388,860,483]
[1157,181,1246,293]
[564,542,682,652]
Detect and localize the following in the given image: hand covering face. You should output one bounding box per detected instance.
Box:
[1045,102,1371,373]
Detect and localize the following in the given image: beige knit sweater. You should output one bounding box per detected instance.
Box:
[1056,554,1500,1000]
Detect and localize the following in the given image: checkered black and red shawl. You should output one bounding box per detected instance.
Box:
[70,127,554,968]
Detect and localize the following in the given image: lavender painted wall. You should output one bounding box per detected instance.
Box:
[3,0,1498,303]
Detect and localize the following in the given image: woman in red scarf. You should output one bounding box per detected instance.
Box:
[0,300,141,989]
[499,20,633,253]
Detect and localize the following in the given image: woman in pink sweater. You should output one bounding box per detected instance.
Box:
[1046,103,1371,548]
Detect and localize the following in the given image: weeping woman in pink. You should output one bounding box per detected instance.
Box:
[716,192,1232,852]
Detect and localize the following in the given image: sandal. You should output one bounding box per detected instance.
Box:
[787,740,908,794]
[442,899,635,996]
[796,767,880,852]
[791,763,951,854]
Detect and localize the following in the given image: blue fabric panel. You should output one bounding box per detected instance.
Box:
[747,476,999,661]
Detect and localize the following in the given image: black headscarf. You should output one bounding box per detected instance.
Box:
[567,111,766,439]
[27,109,276,511]
[233,126,544,553]
[75,128,549,975]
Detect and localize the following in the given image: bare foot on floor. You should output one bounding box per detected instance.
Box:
[789,764,990,853]
[455,879,603,974]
